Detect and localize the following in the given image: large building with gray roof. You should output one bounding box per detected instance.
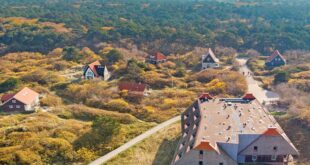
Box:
[171,93,298,165]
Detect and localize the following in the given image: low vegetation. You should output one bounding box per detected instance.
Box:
[246,50,310,163]
[104,122,181,165]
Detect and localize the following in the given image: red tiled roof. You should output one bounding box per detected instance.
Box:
[153,52,167,61]
[266,50,285,63]
[242,93,256,101]
[119,82,147,92]
[88,60,101,76]
[199,93,213,100]
[1,94,15,103]
[263,127,281,136]
[195,141,216,151]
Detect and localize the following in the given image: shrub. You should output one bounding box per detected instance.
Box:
[52,61,71,71]
[41,94,63,107]
[0,78,21,93]
[107,99,130,112]
[92,116,120,141]
[274,71,289,84]
[76,147,97,162]
[15,149,42,165]
[103,49,123,63]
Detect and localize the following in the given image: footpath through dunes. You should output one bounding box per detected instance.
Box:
[237,58,280,104]
[89,116,181,165]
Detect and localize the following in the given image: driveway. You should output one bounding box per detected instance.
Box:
[237,58,279,104]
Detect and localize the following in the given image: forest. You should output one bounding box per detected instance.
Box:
[1,0,310,54]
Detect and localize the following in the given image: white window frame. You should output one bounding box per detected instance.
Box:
[9,105,13,109]
[252,155,257,161]
[12,100,16,103]
[16,105,21,109]
[271,155,277,161]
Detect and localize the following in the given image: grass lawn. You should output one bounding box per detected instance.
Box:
[103,122,181,165]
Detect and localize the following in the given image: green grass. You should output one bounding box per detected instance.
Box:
[103,122,181,165]
[270,111,286,116]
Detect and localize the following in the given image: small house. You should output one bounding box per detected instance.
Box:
[201,48,220,70]
[83,61,110,80]
[148,52,167,65]
[118,82,150,96]
[265,50,286,68]
[0,87,39,112]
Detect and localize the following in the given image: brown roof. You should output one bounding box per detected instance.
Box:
[263,127,281,136]
[119,82,147,92]
[150,52,167,61]
[266,50,285,63]
[199,93,213,100]
[195,141,216,151]
[87,60,101,76]
[1,94,15,103]
[242,93,256,100]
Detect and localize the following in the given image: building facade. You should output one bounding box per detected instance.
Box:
[201,48,220,70]
[118,82,150,96]
[171,94,298,165]
[265,50,286,68]
[0,87,39,112]
[147,52,167,65]
[83,60,110,80]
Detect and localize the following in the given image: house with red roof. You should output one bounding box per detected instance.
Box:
[147,52,167,65]
[0,87,39,112]
[83,60,110,80]
[265,50,286,68]
[118,82,150,96]
[202,48,220,70]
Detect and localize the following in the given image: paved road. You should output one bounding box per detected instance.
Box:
[89,116,181,165]
[237,58,279,104]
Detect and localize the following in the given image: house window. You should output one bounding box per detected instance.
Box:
[9,105,13,109]
[219,163,224,165]
[16,105,21,109]
[273,146,278,151]
[271,155,277,161]
[199,161,203,165]
[252,155,257,161]
[199,150,203,155]
[254,146,258,152]
[12,100,16,103]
